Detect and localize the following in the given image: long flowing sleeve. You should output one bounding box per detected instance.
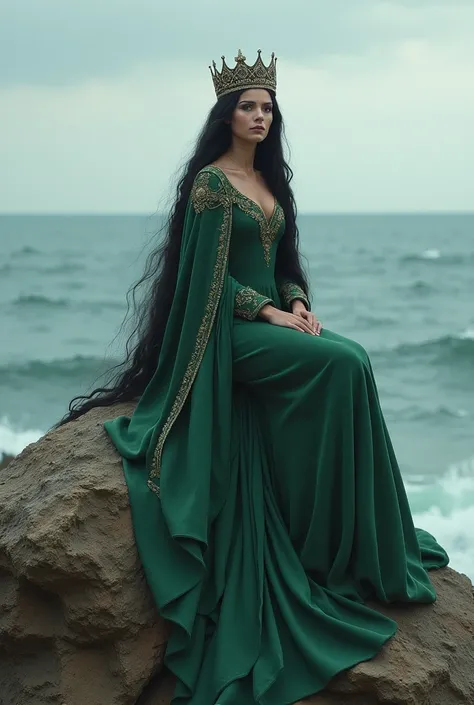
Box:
[104,167,238,500]
[277,277,311,311]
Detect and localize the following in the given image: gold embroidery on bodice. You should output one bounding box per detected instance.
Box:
[207,165,284,267]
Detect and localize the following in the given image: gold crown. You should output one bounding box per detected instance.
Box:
[209,48,277,99]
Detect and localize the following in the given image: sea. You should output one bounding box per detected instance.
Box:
[1,213,473,579]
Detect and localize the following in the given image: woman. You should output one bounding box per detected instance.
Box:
[58,49,449,705]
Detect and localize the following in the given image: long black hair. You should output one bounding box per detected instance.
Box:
[54,87,310,427]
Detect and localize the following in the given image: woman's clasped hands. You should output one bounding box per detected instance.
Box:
[259,299,322,335]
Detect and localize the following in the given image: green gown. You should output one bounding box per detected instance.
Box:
[104,165,449,705]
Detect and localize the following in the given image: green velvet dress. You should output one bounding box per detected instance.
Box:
[104,165,449,705]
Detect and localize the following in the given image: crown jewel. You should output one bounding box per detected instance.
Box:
[209,48,277,99]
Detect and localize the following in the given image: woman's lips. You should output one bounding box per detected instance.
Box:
[251,127,265,132]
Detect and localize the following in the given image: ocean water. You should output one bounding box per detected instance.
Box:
[1,213,473,578]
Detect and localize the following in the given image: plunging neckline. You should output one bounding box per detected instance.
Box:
[209,165,277,225]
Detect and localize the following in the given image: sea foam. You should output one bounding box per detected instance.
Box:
[0,417,44,457]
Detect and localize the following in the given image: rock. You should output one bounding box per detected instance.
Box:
[0,405,473,705]
[0,404,168,705]
[304,567,474,705]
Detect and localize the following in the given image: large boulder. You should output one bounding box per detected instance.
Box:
[0,405,168,705]
[307,567,474,704]
[0,405,473,705]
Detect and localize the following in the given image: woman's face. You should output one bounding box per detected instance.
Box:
[229,88,273,143]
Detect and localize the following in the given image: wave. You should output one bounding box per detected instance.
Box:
[401,249,472,265]
[404,280,434,294]
[371,329,474,366]
[0,417,43,457]
[81,300,125,312]
[413,505,474,579]
[12,294,70,309]
[0,355,119,385]
[1,262,86,276]
[407,456,474,579]
[10,294,124,312]
[354,314,398,327]
[10,246,42,257]
[39,263,87,275]
[396,404,469,422]
[460,328,474,340]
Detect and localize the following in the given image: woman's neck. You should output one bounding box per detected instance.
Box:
[221,144,256,175]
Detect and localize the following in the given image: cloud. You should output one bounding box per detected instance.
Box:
[1,1,473,212]
[284,39,474,212]
[2,0,472,86]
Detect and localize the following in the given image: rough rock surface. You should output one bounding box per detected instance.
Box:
[0,404,168,705]
[0,404,473,705]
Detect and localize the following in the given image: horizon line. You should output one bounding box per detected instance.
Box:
[1,210,473,217]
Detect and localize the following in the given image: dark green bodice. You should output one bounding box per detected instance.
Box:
[195,166,309,319]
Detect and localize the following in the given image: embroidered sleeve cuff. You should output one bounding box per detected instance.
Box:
[278,281,310,310]
[234,287,274,320]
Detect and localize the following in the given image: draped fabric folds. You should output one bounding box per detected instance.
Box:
[104,167,449,705]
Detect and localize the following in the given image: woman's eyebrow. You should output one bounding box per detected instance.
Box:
[238,100,273,106]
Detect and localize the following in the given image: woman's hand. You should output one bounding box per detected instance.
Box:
[291,300,322,336]
[258,303,317,335]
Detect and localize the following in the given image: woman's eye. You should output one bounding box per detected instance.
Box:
[241,105,272,112]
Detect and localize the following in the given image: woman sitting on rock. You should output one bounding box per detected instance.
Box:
[57,48,449,705]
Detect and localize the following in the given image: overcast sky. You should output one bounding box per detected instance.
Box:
[1,0,473,213]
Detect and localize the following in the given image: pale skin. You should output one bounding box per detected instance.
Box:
[211,88,322,336]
